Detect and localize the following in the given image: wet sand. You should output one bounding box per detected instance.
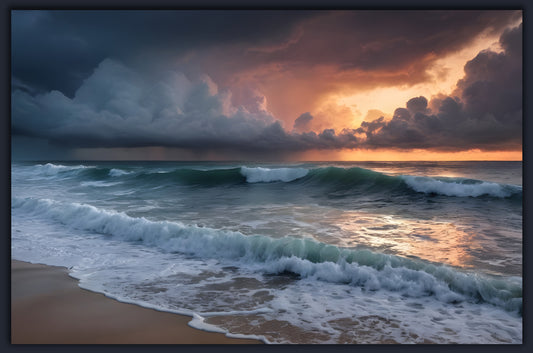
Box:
[11,260,262,344]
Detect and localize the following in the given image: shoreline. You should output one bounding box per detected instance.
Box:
[11,259,263,344]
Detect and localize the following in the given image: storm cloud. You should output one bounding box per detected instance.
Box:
[293,112,314,132]
[357,24,522,151]
[11,10,522,158]
[12,10,315,96]
[12,10,520,99]
[12,58,359,152]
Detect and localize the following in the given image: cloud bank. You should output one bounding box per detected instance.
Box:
[11,11,522,157]
[12,59,361,152]
[356,24,522,151]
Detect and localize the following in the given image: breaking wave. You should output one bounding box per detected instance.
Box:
[402,175,521,198]
[240,167,309,183]
[24,163,522,198]
[12,196,522,314]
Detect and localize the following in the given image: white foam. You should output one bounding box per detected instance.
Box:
[402,176,520,198]
[200,307,273,317]
[188,313,270,343]
[80,181,123,188]
[240,167,308,183]
[34,163,92,176]
[263,275,522,343]
[109,168,132,177]
[11,161,523,344]
[189,313,227,333]
[11,196,522,313]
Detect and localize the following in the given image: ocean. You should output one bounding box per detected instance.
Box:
[11,161,523,344]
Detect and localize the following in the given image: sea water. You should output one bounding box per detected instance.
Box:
[11,161,522,343]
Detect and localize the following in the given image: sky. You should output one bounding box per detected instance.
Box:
[11,10,523,161]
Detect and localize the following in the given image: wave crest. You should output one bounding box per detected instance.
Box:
[22,163,522,199]
[12,196,522,313]
[34,163,92,176]
[402,176,521,198]
[109,168,132,177]
[240,167,309,183]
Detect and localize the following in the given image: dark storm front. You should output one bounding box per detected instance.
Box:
[11,161,522,343]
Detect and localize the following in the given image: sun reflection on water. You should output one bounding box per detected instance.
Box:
[330,212,478,269]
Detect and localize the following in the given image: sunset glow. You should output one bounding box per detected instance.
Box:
[11,10,522,161]
[11,9,524,345]
[299,149,522,162]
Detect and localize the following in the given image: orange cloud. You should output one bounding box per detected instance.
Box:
[203,10,521,131]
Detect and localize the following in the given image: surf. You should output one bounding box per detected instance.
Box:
[12,196,522,314]
[23,163,523,199]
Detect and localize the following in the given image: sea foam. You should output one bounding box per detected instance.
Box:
[12,196,522,313]
[34,163,92,176]
[402,175,521,198]
[109,168,132,177]
[240,167,309,183]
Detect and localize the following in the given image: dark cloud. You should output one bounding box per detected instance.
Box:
[357,24,522,151]
[11,58,360,153]
[406,96,430,115]
[455,24,522,121]
[293,112,314,132]
[198,10,521,123]
[214,10,521,79]
[13,10,521,98]
[11,11,522,157]
[12,10,316,96]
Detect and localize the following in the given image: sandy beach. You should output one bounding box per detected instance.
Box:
[11,260,262,344]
